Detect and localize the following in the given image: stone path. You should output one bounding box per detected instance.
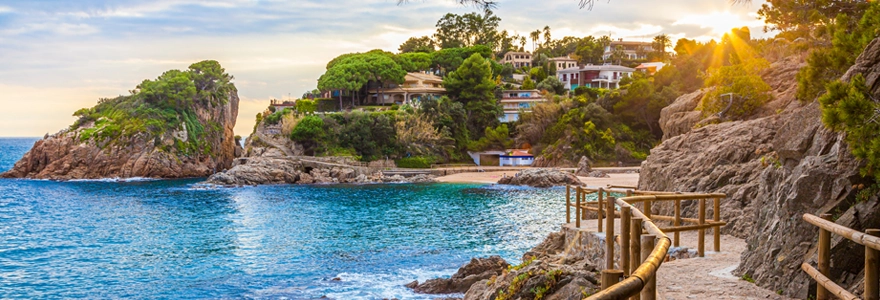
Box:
[573,219,794,300]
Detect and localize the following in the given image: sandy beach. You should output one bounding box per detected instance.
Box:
[435,169,640,187]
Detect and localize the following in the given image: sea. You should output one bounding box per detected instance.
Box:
[0,137,575,299]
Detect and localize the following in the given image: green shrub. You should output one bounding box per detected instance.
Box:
[315,98,339,112]
[396,156,434,168]
[391,104,400,111]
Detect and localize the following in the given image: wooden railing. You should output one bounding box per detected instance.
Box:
[801,213,880,300]
[565,185,726,299]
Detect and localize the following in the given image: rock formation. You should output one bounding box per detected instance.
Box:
[497,169,583,188]
[409,230,600,299]
[407,256,509,294]
[205,156,436,186]
[638,39,880,298]
[575,156,592,176]
[1,61,239,180]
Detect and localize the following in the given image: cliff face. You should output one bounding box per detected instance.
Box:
[639,38,880,298]
[1,61,239,180]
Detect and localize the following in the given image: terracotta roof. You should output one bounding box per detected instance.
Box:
[504,150,532,157]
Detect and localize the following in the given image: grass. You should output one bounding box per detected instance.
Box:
[741,273,755,284]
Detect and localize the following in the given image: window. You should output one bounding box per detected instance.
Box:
[562,74,567,81]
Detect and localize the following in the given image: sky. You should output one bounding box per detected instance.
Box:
[0,0,769,138]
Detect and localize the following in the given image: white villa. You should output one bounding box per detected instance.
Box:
[549,55,577,71]
[603,39,653,61]
[498,89,545,123]
[502,51,533,69]
[556,64,635,90]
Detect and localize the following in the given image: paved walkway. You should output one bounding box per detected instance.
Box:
[573,219,794,300]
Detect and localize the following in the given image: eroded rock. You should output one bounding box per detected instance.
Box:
[497,169,583,188]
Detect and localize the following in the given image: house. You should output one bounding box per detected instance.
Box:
[549,55,577,71]
[556,64,635,90]
[366,72,446,105]
[635,62,666,75]
[603,39,652,61]
[502,51,532,69]
[498,89,545,123]
[499,150,534,166]
[270,99,297,112]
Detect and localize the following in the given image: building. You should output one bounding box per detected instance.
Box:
[367,72,446,105]
[501,51,532,69]
[635,62,666,75]
[549,55,577,71]
[603,39,652,61]
[270,99,297,112]
[556,64,635,90]
[499,150,535,166]
[499,89,545,123]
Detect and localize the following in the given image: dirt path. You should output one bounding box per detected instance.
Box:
[575,220,794,300]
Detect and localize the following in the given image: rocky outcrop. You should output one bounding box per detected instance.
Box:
[575,156,592,176]
[658,89,705,141]
[638,38,880,298]
[497,169,583,188]
[1,63,239,180]
[410,229,600,300]
[407,256,509,294]
[205,156,436,185]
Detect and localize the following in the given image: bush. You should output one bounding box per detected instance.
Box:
[391,104,400,111]
[396,156,434,168]
[315,98,339,112]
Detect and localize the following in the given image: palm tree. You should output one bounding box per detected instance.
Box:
[530,30,541,52]
[519,36,527,51]
[652,34,671,61]
[543,26,552,46]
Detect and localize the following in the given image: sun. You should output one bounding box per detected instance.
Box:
[673,11,763,39]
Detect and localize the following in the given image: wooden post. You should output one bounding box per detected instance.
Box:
[644,198,652,220]
[621,206,631,276]
[698,198,706,257]
[598,187,604,232]
[606,196,616,271]
[818,213,832,300]
[674,199,681,247]
[630,217,642,300]
[866,229,880,300]
[714,197,721,252]
[640,234,657,300]
[581,188,588,221]
[566,185,571,224]
[575,187,581,229]
[601,269,624,290]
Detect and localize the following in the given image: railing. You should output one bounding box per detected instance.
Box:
[565,185,726,299]
[801,213,880,300]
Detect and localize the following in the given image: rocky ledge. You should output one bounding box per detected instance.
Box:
[205,156,436,186]
[497,169,584,187]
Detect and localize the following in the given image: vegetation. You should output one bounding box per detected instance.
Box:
[72,60,235,156]
[819,75,880,182]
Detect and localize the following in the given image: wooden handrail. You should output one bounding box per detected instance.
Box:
[802,214,880,300]
[582,192,725,300]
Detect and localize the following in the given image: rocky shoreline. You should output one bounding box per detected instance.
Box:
[205,156,437,186]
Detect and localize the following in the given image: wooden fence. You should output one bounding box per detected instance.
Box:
[565,185,726,299]
[801,213,880,300]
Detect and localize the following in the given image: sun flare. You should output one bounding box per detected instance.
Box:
[673,11,764,39]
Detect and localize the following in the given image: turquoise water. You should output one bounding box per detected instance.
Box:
[0,138,569,299]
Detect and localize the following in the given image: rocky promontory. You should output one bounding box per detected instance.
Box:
[1,60,239,180]
[497,169,583,187]
[205,156,436,185]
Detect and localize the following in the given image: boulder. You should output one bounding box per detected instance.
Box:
[206,157,301,185]
[409,256,509,294]
[497,169,583,188]
[574,156,592,176]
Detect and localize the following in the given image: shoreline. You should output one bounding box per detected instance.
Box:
[435,170,640,187]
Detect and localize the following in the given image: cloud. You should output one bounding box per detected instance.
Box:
[0,6,13,13]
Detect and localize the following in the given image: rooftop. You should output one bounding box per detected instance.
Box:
[557,64,635,74]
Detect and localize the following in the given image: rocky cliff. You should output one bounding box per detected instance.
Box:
[639,38,880,298]
[1,60,239,180]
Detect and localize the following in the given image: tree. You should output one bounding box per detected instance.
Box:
[529,66,547,83]
[652,34,671,61]
[756,0,869,40]
[318,62,368,109]
[431,45,494,75]
[443,53,502,140]
[290,115,325,155]
[530,30,541,52]
[434,10,501,49]
[521,76,536,90]
[701,58,773,119]
[543,26,552,46]
[537,76,565,95]
[819,74,880,181]
[611,45,626,64]
[395,52,433,72]
[468,124,513,151]
[399,36,436,53]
